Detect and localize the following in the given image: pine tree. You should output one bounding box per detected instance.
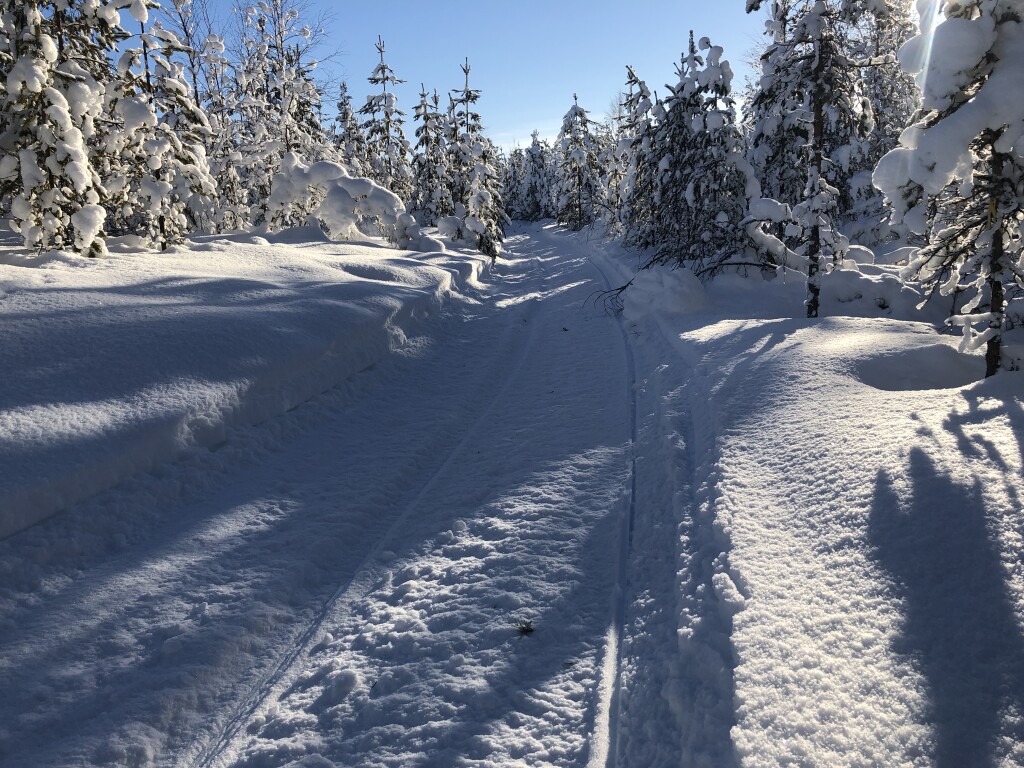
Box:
[228,0,328,227]
[555,95,604,231]
[642,36,707,263]
[503,146,526,220]
[847,0,920,242]
[334,81,369,176]
[620,66,659,247]
[447,59,507,257]
[744,0,809,209]
[410,86,453,225]
[131,11,216,246]
[874,0,1024,376]
[359,36,412,202]
[202,30,249,230]
[0,0,124,257]
[745,0,878,317]
[519,131,553,221]
[643,35,761,276]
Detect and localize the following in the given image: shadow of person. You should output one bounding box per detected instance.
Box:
[869,449,1024,767]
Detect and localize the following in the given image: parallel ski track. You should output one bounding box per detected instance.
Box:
[584,248,640,768]
[189,247,550,768]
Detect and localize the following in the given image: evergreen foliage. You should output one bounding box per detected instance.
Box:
[0,0,122,256]
[359,36,412,203]
[334,81,369,177]
[410,85,452,225]
[874,0,1024,376]
[519,131,555,221]
[555,95,604,231]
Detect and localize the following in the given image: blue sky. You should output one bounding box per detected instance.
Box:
[205,1,768,148]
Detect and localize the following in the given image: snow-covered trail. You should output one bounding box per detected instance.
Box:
[0,224,659,767]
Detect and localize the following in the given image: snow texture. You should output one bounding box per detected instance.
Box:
[0,223,1022,768]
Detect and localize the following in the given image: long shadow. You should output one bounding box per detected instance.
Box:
[943,383,1024,512]
[869,449,1024,767]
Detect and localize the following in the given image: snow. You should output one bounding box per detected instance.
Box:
[590,227,1024,767]
[1,223,1022,767]
[0,227,488,539]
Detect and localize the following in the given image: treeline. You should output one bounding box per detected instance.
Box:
[502,0,1022,375]
[0,0,507,258]
[1,0,1021,374]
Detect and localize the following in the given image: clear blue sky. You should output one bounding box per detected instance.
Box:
[204,1,769,149]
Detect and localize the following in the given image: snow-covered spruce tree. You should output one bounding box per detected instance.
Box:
[555,95,604,231]
[847,0,920,242]
[519,130,554,221]
[745,0,880,317]
[465,134,509,258]
[593,118,623,229]
[158,0,209,108]
[445,63,480,221]
[443,59,508,257]
[359,36,413,203]
[503,146,526,220]
[874,0,1024,376]
[110,9,216,247]
[0,0,122,257]
[640,34,706,262]
[230,0,329,227]
[409,86,453,225]
[744,0,810,210]
[643,35,762,276]
[620,65,659,248]
[334,81,369,176]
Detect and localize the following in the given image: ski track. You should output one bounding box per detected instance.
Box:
[0,223,687,768]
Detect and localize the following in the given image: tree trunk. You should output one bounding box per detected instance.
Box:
[985,146,1004,377]
[806,36,826,319]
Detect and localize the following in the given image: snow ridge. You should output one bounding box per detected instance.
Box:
[0,235,489,539]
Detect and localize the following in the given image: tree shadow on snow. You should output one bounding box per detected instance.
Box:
[869,449,1024,767]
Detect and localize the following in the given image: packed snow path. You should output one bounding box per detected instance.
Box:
[0,224,687,767]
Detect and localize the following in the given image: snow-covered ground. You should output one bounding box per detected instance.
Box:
[1,223,1022,767]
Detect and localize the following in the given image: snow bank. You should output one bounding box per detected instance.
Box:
[622,265,708,320]
[0,231,490,538]
[586,226,1022,766]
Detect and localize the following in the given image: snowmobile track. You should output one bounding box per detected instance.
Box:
[188,253,551,768]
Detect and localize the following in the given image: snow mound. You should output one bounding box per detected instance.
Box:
[855,344,983,391]
[0,236,489,539]
[822,268,927,321]
[624,266,707,321]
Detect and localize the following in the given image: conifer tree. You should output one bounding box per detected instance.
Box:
[334,81,369,176]
[744,1,809,209]
[848,0,920,241]
[555,95,604,231]
[620,66,659,247]
[642,36,706,262]
[644,35,761,276]
[446,59,507,257]
[359,36,412,202]
[746,0,879,317]
[874,0,1024,376]
[520,131,554,221]
[503,146,527,220]
[229,0,328,226]
[0,0,123,256]
[116,10,216,246]
[410,86,453,225]
[202,31,249,229]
